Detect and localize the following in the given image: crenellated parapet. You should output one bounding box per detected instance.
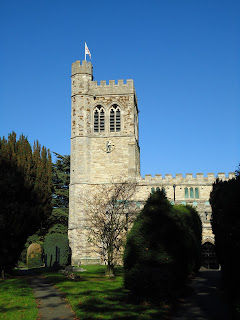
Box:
[140,172,235,185]
[90,79,135,96]
[71,60,136,98]
[72,60,93,76]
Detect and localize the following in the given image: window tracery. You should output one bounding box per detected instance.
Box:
[110,104,121,132]
[94,105,105,132]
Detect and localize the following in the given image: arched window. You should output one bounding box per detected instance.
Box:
[110,104,121,132]
[195,188,199,199]
[190,187,194,199]
[185,187,189,199]
[94,106,105,132]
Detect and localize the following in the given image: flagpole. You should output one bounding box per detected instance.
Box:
[85,42,86,60]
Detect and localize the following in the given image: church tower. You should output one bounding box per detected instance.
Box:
[69,60,140,265]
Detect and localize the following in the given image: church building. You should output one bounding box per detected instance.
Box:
[69,60,234,267]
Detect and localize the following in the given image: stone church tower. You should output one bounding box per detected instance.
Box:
[69,60,234,267]
[69,60,140,265]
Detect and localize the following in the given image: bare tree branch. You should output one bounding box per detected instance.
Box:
[84,180,139,276]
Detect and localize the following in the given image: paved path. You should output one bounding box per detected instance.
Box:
[172,269,233,320]
[22,271,77,320]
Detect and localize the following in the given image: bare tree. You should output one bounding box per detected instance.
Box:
[86,181,138,276]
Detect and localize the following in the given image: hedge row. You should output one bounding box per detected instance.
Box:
[44,233,70,268]
[25,233,70,268]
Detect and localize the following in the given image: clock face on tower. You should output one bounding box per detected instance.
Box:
[103,140,115,153]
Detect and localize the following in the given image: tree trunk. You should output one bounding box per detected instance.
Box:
[1,269,5,279]
[105,263,114,277]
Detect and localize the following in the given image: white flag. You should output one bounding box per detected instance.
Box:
[85,42,91,60]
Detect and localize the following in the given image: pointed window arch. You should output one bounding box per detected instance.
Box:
[110,104,121,132]
[94,105,105,132]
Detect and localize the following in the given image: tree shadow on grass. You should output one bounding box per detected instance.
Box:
[0,277,38,320]
[0,304,34,314]
[16,267,168,320]
[63,286,168,320]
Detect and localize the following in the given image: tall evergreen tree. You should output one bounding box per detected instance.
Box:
[0,132,52,273]
[18,153,70,265]
[50,153,70,233]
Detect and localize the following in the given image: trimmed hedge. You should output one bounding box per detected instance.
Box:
[123,190,202,302]
[44,233,70,268]
[27,243,43,268]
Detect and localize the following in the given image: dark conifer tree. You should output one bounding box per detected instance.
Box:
[50,153,70,233]
[0,132,52,273]
[210,168,240,307]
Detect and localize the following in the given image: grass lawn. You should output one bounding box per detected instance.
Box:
[0,277,38,320]
[40,265,170,320]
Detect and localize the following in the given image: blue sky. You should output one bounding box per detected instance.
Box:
[1,0,239,177]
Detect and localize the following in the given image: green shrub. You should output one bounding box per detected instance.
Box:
[173,204,202,274]
[48,224,68,235]
[44,233,70,268]
[27,243,43,268]
[210,173,240,307]
[18,234,42,266]
[123,190,202,302]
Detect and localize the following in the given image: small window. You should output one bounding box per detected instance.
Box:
[193,201,198,206]
[151,187,155,194]
[182,201,186,205]
[205,201,210,206]
[94,106,105,132]
[190,187,194,199]
[185,187,200,200]
[110,104,121,132]
[195,188,199,199]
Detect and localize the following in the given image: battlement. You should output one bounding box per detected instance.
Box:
[72,60,93,76]
[141,172,235,185]
[90,79,135,95]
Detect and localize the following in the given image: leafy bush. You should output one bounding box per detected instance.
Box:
[18,234,42,266]
[27,243,43,268]
[48,224,68,235]
[124,190,202,302]
[44,233,70,268]
[173,204,202,274]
